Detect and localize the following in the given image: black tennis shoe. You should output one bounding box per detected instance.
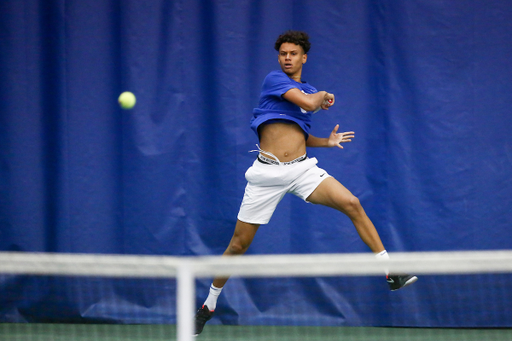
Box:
[194,305,213,336]
[387,274,418,291]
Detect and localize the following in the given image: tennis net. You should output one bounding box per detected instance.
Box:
[0,250,512,341]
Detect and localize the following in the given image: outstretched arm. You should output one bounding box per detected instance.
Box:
[306,124,354,149]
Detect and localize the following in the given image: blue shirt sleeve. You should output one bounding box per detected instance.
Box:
[262,71,298,98]
[251,70,318,138]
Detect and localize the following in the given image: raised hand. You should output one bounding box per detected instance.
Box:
[328,124,354,149]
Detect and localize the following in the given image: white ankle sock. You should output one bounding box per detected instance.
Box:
[203,284,223,311]
[375,250,390,275]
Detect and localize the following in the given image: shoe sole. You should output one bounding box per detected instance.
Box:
[390,275,418,291]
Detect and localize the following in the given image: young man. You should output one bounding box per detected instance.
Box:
[194,30,417,336]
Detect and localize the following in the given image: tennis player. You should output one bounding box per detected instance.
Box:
[194,30,417,336]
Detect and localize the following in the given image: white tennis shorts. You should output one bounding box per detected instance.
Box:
[237,156,331,225]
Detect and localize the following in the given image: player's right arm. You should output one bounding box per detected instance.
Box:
[282,88,335,112]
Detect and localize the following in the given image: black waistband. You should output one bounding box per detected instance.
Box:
[257,153,307,166]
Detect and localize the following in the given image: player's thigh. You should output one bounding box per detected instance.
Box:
[229,219,260,249]
[306,177,359,213]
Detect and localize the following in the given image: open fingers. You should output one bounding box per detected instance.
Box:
[341,131,355,140]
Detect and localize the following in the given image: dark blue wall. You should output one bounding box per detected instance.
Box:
[1,0,511,327]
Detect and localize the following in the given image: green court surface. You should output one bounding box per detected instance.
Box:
[1,324,512,341]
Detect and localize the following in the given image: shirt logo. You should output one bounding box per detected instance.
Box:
[300,90,313,114]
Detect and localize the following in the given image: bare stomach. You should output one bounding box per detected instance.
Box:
[258,121,307,162]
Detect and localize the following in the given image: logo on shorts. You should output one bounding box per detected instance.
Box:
[320,173,326,177]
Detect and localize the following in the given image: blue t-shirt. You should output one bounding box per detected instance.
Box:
[250,70,319,138]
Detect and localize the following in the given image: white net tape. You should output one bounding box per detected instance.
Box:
[1,250,512,341]
[1,250,512,278]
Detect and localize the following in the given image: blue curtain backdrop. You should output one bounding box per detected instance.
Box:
[1,0,512,327]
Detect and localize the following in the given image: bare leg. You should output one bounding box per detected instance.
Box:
[212,219,260,288]
[306,177,385,253]
[194,220,260,334]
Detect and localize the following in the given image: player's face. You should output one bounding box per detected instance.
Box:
[278,43,307,78]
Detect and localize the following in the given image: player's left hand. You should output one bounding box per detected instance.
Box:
[328,124,354,149]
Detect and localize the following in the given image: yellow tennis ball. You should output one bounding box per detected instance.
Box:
[118,91,136,109]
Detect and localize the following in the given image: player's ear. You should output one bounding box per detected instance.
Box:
[302,53,307,64]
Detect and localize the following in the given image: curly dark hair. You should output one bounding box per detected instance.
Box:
[274,30,311,54]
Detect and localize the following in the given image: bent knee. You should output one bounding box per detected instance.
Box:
[348,195,361,208]
[227,240,250,255]
[340,195,363,216]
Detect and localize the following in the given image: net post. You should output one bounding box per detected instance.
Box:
[177,260,195,341]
